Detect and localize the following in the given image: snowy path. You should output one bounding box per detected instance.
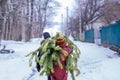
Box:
[23,67,37,80]
[0,40,120,80]
[75,41,120,80]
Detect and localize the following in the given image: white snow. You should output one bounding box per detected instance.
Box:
[0,38,120,80]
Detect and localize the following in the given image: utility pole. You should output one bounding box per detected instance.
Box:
[61,14,64,34]
[66,6,69,36]
[66,7,68,28]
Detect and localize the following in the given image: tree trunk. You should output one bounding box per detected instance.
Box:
[0,0,7,40]
[30,0,34,38]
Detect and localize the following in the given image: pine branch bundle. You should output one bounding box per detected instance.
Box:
[26,32,81,80]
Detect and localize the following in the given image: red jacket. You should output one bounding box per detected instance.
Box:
[50,46,72,80]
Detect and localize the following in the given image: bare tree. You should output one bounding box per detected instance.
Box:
[68,0,104,40]
[0,0,7,40]
[78,0,104,31]
[34,0,61,36]
[0,0,61,41]
[101,0,120,24]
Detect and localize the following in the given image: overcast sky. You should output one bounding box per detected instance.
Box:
[53,0,75,23]
[44,0,75,35]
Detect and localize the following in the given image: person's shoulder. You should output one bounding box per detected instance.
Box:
[64,45,73,53]
[40,38,51,44]
[65,45,72,49]
[41,40,45,44]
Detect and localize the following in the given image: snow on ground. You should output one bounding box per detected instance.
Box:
[0,39,120,80]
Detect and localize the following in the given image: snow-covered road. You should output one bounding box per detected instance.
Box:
[0,39,120,80]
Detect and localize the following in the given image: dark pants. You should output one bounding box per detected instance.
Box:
[48,75,51,80]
